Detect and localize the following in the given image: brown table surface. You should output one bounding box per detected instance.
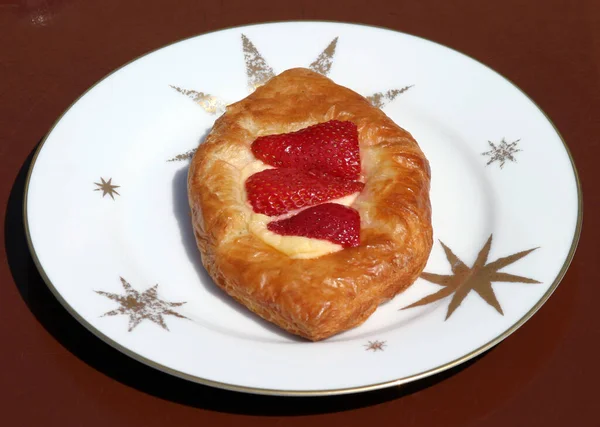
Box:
[1,0,598,425]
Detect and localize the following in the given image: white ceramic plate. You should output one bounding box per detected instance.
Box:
[25,22,581,396]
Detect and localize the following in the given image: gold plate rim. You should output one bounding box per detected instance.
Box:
[22,20,583,397]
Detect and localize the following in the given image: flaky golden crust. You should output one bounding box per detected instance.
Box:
[188,68,433,341]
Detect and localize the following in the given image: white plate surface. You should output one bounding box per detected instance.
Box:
[25,22,581,395]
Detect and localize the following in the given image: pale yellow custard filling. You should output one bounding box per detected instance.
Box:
[241,161,359,259]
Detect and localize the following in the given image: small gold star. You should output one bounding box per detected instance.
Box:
[482,138,522,168]
[403,235,540,319]
[96,277,187,331]
[364,340,386,351]
[94,177,120,199]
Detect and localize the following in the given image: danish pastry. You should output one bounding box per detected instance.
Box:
[188,68,432,341]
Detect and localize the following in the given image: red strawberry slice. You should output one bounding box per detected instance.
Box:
[251,120,360,179]
[267,203,360,248]
[245,168,364,217]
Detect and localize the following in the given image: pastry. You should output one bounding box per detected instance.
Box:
[188,68,433,341]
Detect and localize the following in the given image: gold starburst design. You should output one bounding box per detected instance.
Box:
[308,36,338,76]
[168,34,413,161]
[403,235,540,319]
[482,138,522,168]
[364,340,386,351]
[241,34,276,91]
[169,85,226,115]
[367,85,414,108]
[96,277,187,331]
[167,149,196,162]
[94,177,120,199]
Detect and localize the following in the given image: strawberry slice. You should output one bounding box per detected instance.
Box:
[267,203,360,248]
[251,120,360,179]
[245,168,364,216]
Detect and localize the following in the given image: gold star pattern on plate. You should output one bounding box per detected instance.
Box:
[308,37,339,76]
[367,85,414,109]
[167,149,197,162]
[94,177,120,199]
[169,85,226,115]
[96,277,188,332]
[364,340,386,352]
[482,138,522,168]
[241,34,276,90]
[403,235,540,319]
[168,34,413,161]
